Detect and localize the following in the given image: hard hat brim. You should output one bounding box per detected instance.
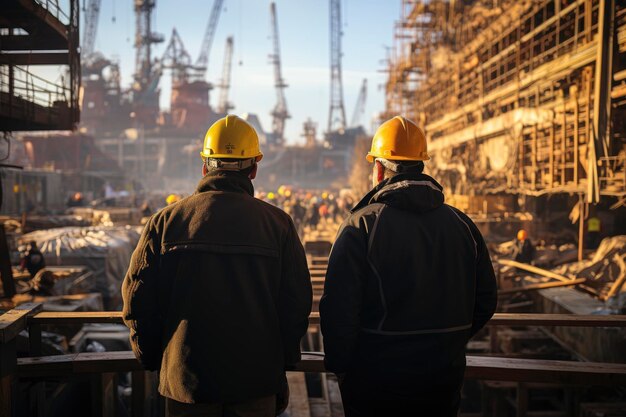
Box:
[366,152,430,162]
[200,152,263,162]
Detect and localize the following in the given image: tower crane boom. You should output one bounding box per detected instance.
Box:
[328,0,346,133]
[350,79,368,127]
[217,36,234,114]
[269,1,289,146]
[195,0,225,79]
[82,0,101,58]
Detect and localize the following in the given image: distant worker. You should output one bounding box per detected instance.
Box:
[587,214,602,249]
[513,229,535,265]
[320,116,497,417]
[165,194,180,205]
[20,240,46,278]
[67,192,85,207]
[122,115,312,417]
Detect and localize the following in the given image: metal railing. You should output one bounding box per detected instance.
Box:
[33,0,71,25]
[0,65,71,110]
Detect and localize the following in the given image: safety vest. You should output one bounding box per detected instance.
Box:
[588,217,601,232]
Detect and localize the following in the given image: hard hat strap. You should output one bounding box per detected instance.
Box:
[205,158,256,171]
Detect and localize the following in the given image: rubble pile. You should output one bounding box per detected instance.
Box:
[18,226,142,309]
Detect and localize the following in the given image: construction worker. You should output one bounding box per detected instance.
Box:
[20,240,45,279]
[122,115,312,417]
[319,116,497,417]
[67,192,85,207]
[513,229,535,265]
[587,213,602,249]
[165,194,180,205]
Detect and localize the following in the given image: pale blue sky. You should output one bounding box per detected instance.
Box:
[84,0,400,143]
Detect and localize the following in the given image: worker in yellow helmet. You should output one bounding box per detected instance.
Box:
[122,115,312,416]
[165,194,180,205]
[267,192,276,200]
[587,211,602,249]
[320,116,497,417]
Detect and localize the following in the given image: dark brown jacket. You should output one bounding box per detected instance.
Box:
[122,171,312,403]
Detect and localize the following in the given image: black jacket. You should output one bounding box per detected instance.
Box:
[121,171,312,403]
[320,173,497,381]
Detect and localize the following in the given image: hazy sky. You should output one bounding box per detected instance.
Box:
[85,0,400,143]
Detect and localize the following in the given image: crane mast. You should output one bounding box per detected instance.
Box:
[350,78,368,127]
[162,28,192,86]
[194,0,225,80]
[217,36,234,114]
[82,0,101,59]
[269,1,289,146]
[133,0,164,127]
[328,0,346,133]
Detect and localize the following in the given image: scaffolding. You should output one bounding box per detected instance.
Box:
[385,0,626,201]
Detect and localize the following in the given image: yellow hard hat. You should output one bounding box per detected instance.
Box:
[321,192,328,199]
[517,229,528,241]
[267,192,275,200]
[200,114,263,161]
[366,116,429,162]
[166,194,180,205]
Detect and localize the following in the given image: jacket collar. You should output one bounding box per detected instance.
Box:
[352,173,444,213]
[195,171,254,196]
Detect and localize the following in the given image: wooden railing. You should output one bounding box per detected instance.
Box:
[2,304,626,417]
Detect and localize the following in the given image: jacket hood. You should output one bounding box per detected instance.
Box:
[352,173,444,213]
[195,170,254,196]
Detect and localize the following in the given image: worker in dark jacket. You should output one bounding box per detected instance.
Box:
[20,240,45,278]
[320,116,497,417]
[122,115,312,417]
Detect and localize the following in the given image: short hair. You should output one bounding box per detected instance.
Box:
[378,160,424,180]
[204,157,256,176]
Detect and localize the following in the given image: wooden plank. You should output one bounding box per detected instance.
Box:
[295,355,626,386]
[285,371,311,417]
[326,375,345,417]
[498,278,587,295]
[73,351,143,373]
[14,351,626,387]
[605,256,626,299]
[22,311,626,329]
[497,259,574,282]
[17,354,77,377]
[30,311,124,325]
[487,313,626,327]
[0,303,43,343]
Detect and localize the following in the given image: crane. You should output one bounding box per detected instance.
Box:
[81,0,101,59]
[161,28,193,86]
[328,0,346,133]
[194,0,225,80]
[269,1,289,146]
[216,36,234,114]
[132,0,164,127]
[350,78,367,127]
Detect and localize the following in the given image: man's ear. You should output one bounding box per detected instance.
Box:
[249,163,258,180]
[375,160,385,184]
[202,162,208,177]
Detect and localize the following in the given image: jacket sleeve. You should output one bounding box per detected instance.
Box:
[470,230,498,337]
[121,217,163,371]
[319,217,367,374]
[279,220,313,368]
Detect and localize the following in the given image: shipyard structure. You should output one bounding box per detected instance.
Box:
[384,0,625,224]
